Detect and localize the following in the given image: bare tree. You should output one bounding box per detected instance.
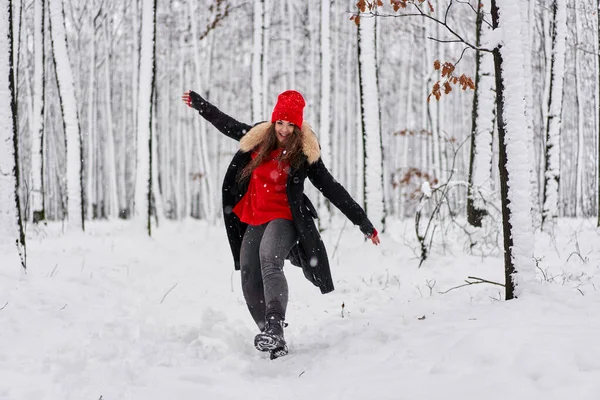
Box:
[135,0,157,235]
[357,13,386,230]
[541,0,567,229]
[48,0,84,230]
[30,0,45,223]
[0,0,26,268]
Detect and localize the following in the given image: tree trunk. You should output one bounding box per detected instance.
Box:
[48,0,84,230]
[491,0,535,300]
[103,17,119,218]
[86,0,96,219]
[30,0,45,223]
[135,0,157,235]
[598,0,600,226]
[252,0,264,121]
[541,0,567,229]
[467,0,489,227]
[358,13,385,230]
[318,0,332,228]
[0,0,26,267]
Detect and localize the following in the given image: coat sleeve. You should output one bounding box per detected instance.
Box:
[196,99,253,142]
[306,158,376,236]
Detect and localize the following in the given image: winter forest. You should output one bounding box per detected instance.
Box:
[2,0,600,398]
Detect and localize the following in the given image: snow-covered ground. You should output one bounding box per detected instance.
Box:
[1,217,600,400]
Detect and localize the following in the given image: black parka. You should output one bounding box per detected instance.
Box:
[197,101,375,294]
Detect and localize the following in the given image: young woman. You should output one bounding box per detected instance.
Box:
[182,89,380,359]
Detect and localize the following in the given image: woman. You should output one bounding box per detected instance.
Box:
[182,89,380,359]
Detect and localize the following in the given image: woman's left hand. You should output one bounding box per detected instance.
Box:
[369,229,380,246]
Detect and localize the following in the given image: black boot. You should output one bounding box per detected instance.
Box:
[254,314,287,353]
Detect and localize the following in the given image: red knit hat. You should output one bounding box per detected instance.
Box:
[271,90,305,128]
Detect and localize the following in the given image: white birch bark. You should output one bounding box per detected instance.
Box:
[318,0,332,225]
[471,51,495,210]
[520,0,539,225]
[355,66,364,206]
[134,0,155,230]
[132,0,139,141]
[319,0,331,166]
[574,5,585,218]
[86,1,96,219]
[286,0,295,89]
[49,0,84,230]
[188,0,215,220]
[176,35,186,219]
[496,0,535,296]
[30,0,45,220]
[358,14,385,229]
[0,0,22,247]
[470,0,495,216]
[252,0,264,121]
[11,0,19,97]
[261,0,270,117]
[307,2,318,126]
[103,18,119,218]
[542,0,567,228]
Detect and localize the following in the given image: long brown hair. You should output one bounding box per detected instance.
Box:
[238,124,305,181]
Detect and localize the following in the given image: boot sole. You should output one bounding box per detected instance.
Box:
[254,333,285,352]
[270,345,289,360]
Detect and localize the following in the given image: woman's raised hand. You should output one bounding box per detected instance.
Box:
[182,91,192,107]
[182,90,206,111]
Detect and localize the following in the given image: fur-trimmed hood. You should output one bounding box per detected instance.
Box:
[239,121,321,164]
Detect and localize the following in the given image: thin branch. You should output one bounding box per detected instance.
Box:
[160,283,178,304]
[455,0,493,28]
[427,37,463,44]
[566,251,586,263]
[454,46,470,65]
[443,0,453,25]
[467,276,504,287]
[331,219,349,260]
[358,10,493,52]
[440,275,504,294]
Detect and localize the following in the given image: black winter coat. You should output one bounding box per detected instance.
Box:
[197,101,375,294]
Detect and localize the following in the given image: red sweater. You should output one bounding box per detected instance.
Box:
[233,149,293,225]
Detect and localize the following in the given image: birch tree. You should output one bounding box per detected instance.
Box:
[598,0,600,227]
[541,0,567,229]
[491,0,535,299]
[252,0,264,121]
[318,0,332,226]
[357,13,386,230]
[48,0,84,230]
[135,0,157,235]
[30,0,45,223]
[467,0,495,227]
[188,0,216,220]
[0,0,26,267]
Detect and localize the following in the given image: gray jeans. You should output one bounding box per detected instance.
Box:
[239,219,297,330]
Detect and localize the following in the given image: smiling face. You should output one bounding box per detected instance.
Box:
[274,120,295,146]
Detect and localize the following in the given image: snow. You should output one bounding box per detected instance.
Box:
[421,181,432,198]
[2,218,600,399]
